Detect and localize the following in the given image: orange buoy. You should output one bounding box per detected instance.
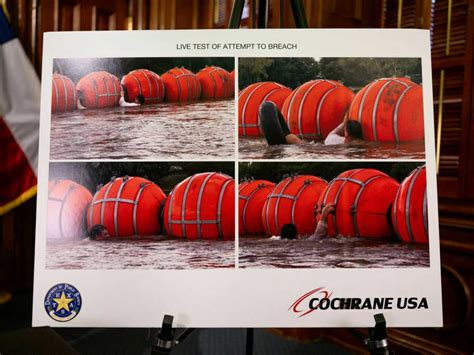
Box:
[348,77,424,142]
[239,180,275,234]
[161,67,201,102]
[317,169,399,238]
[163,172,234,240]
[121,69,165,104]
[48,180,92,240]
[229,70,235,96]
[196,66,233,99]
[76,71,121,109]
[51,74,77,113]
[87,176,167,238]
[282,80,354,140]
[262,175,327,236]
[239,82,292,136]
[392,166,428,243]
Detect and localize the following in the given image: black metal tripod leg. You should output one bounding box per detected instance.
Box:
[228,0,246,29]
[257,0,269,28]
[290,0,309,28]
[246,328,254,355]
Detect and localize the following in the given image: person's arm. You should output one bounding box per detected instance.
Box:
[119,96,139,107]
[285,134,303,144]
[307,203,335,240]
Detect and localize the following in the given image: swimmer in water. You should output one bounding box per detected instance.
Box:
[259,102,363,146]
[77,89,144,109]
[324,113,364,145]
[88,224,110,241]
[306,203,336,241]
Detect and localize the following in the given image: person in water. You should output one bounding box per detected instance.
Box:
[270,203,335,241]
[306,203,336,241]
[88,224,110,241]
[259,102,362,146]
[77,90,144,109]
[324,114,364,145]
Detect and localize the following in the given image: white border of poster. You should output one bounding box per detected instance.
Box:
[33,29,442,327]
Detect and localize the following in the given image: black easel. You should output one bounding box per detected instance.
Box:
[150,315,255,355]
[228,0,309,29]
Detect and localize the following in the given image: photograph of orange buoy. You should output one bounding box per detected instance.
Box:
[238,162,429,269]
[45,161,235,269]
[238,57,425,160]
[49,57,235,160]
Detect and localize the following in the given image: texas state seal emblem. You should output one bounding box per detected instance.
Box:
[44,283,82,322]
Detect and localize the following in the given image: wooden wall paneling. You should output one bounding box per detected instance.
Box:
[464,0,474,198]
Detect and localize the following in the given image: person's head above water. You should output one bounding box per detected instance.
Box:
[89,224,110,241]
[281,223,297,240]
[135,94,145,105]
[344,120,363,141]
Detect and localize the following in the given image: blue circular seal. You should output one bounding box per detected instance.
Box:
[44,283,82,322]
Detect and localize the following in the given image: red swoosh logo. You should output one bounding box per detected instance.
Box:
[289,287,333,317]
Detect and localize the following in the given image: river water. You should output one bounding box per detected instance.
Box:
[46,238,235,269]
[50,100,235,160]
[239,237,429,268]
[239,138,425,160]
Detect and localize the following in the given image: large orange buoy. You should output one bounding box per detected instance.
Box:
[262,175,327,236]
[48,180,92,240]
[239,180,275,235]
[87,176,167,238]
[161,67,201,102]
[348,77,424,142]
[239,82,292,136]
[317,169,399,238]
[392,166,428,243]
[51,74,77,113]
[76,71,121,109]
[282,80,354,140]
[121,69,165,104]
[196,66,233,99]
[163,172,234,240]
[229,70,235,96]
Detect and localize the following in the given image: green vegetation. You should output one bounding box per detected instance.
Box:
[238,57,422,90]
[53,57,235,83]
[239,162,422,184]
[49,162,234,194]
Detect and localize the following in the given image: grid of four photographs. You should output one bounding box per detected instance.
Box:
[46,56,429,271]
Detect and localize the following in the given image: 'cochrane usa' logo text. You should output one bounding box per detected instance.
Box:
[289,287,428,317]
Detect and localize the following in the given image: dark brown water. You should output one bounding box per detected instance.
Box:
[50,100,235,160]
[239,138,425,160]
[239,237,429,268]
[46,238,235,269]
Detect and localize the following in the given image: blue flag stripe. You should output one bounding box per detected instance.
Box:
[0,7,15,45]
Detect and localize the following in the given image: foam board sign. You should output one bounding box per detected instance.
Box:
[33,29,442,328]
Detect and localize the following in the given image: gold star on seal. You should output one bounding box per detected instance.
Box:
[53,292,73,312]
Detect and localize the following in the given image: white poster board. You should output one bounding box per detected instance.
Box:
[33,29,442,328]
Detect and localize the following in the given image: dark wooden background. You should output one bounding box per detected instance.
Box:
[1,0,473,353]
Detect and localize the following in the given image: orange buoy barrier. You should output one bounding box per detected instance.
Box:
[76,71,121,109]
[196,66,233,99]
[121,69,165,104]
[51,74,77,113]
[348,77,424,142]
[163,172,235,240]
[392,166,428,243]
[48,180,92,240]
[282,80,354,140]
[239,180,275,234]
[161,67,201,102]
[317,169,399,238]
[229,70,235,96]
[239,82,292,136]
[87,176,167,238]
[262,175,328,236]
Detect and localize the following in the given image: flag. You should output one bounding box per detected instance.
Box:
[0,5,39,215]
